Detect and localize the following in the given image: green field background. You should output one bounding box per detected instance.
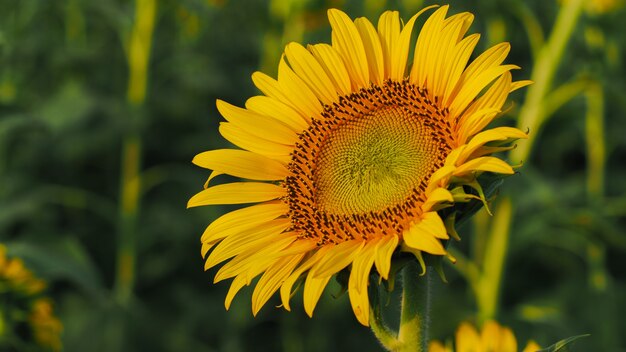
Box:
[1,0,625,350]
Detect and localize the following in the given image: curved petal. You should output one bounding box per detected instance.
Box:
[216,99,298,144]
[188,182,285,208]
[200,202,287,245]
[348,240,377,326]
[410,5,449,87]
[252,253,304,316]
[245,95,309,131]
[219,123,293,163]
[285,42,338,105]
[303,274,332,317]
[280,246,330,311]
[277,56,324,116]
[391,6,435,80]
[454,156,515,176]
[204,219,290,270]
[355,17,384,84]
[310,240,363,278]
[377,11,400,79]
[328,9,369,87]
[374,234,398,280]
[193,149,288,180]
[307,43,352,96]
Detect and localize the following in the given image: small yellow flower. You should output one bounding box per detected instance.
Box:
[0,245,46,295]
[1,244,63,351]
[428,320,541,352]
[29,299,63,352]
[190,5,529,326]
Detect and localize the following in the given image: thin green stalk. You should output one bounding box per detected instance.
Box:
[397,262,430,352]
[114,0,156,306]
[114,132,142,305]
[584,82,605,199]
[475,198,512,324]
[512,0,585,162]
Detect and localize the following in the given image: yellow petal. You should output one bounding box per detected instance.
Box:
[252,253,304,316]
[454,156,514,176]
[216,99,298,145]
[457,127,528,164]
[204,219,290,270]
[449,64,519,119]
[219,122,293,163]
[411,5,449,87]
[200,201,287,244]
[188,182,285,208]
[455,108,501,145]
[425,164,456,195]
[403,222,446,255]
[355,17,384,84]
[285,42,338,105]
[427,341,448,352]
[348,240,377,326]
[442,33,481,103]
[224,275,247,310]
[374,234,398,280]
[510,79,533,92]
[328,9,369,87]
[303,274,332,317]
[392,7,435,80]
[251,71,316,121]
[500,327,518,352]
[420,212,449,239]
[310,240,363,278]
[307,43,351,96]
[280,246,330,311]
[456,322,481,352]
[377,11,400,79]
[431,13,474,99]
[193,149,288,181]
[245,95,309,131]
[522,340,541,352]
[277,56,324,117]
[422,187,454,213]
[214,235,296,283]
[455,42,511,92]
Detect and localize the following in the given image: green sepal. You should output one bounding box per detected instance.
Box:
[429,255,448,283]
[442,172,509,229]
[444,213,461,241]
[332,268,350,299]
[384,254,413,292]
[537,334,590,352]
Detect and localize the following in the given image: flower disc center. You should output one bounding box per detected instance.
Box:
[286,80,454,244]
[314,106,440,215]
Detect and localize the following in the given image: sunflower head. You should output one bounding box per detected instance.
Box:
[189,5,530,326]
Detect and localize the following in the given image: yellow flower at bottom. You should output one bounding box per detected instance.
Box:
[29,299,63,352]
[0,245,63,351]
[428,320,541,352]
[190,5,530,326]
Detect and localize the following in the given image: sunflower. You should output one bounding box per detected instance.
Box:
[428,320,541,352]
[189,5,529,326]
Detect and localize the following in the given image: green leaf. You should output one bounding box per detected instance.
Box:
[537,334,590,352]
[6,237,106,300]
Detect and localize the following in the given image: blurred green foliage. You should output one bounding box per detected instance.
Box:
[1,0,625,351]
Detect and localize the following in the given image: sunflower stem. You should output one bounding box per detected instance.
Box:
[397,262,431,352]
[369,288,399,351]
